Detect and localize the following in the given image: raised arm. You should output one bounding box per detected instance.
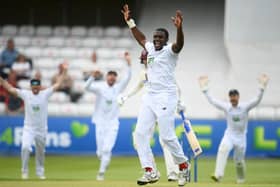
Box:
[245,74,269,111]
[122,4,146,48]
[199,76,228,111]
[0,76,18,96]
[52,62,68,91]
[116,52,132,93]
[84,71,102,93]
[171,11,184,53]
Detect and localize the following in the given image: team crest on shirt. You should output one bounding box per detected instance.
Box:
[232,116,241,122]
[147,57,154,64]
[106,100,113,105]
[32,105,40,112]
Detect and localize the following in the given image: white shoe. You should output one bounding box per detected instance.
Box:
[168,171,178,181]
[38,175,46,180]
[21,173,28,180]
[96,173,105,181]
[237,178,245,184]
[178,163,191,186]
[137,170,160,185]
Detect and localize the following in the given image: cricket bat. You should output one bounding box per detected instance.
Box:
[179,111,202,157]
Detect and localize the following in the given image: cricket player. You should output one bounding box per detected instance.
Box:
[84,52,132,181]
[0,63,68,180]
[198,74,269,183]
[118,50,186,182]
[122,4,190,186]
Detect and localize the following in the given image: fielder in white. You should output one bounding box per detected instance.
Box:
[199,74,269,183]
[84,52,132,181]
[122,4,190,186]
[0,63,68,180]
[118,50,186,182]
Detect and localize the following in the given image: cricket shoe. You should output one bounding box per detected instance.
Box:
[96,172,105,181]
[38,175,46,180]
[237,178,245,184]
[178,163,191,186]
[21,173,29,180]
[211,175,221,182]
[168,171,178,182]
[137,170,160,185]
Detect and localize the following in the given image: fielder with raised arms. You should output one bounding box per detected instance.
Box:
[198,74,269,183]
[122,4,190,186]
[84,52,132,181]
[0,62,68,180]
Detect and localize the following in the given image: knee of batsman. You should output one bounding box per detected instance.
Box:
[21,145,31,152]
[218,144,231,153]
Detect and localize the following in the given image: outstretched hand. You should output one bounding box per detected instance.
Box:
[121,4,131,21]
[172,10,183,28]
[198,76,209,91]
[258,74,269,89]
[124,51,131,66]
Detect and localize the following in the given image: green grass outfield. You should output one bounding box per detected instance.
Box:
[0,156,279,187]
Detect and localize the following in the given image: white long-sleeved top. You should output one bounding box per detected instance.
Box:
[85,66,131,124]
[203,88,264,136]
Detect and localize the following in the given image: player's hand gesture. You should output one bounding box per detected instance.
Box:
[258,74,269,89]
[172,10,183,28]
[198,76,209,92]
[124,51,131,66]
[121,4,131,21]
[91,70,102,79]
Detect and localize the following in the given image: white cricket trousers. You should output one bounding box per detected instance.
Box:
[95,120,119,173]
[215,132,246,179]
[135,93,187,169]
[21,128,46,176]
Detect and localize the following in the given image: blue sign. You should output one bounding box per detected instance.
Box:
[0,116,280,157]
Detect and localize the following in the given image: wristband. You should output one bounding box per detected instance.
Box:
[126,19,136,29]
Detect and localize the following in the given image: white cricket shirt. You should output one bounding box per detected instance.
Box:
[204,89,264,136]
[16,87,53,132]
[145,42,178,94]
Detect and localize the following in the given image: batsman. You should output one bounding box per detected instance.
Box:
[122,4,190,186]
[199,74,269,183]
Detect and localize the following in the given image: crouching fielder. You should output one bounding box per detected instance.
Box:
[198,74,269,183]
[84,52,132,181]
[0,63,68,180]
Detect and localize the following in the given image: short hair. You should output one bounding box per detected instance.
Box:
[229,89,239,96]
[107,71,118,77]
[30,79,41,86]
[155,28,169,40]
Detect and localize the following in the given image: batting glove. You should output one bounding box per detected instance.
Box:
[177,100,186,114]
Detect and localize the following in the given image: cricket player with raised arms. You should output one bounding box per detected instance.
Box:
[199,74,269,183]
[122,4,190,186]
[0,62,68,180]
[84,52,132,181]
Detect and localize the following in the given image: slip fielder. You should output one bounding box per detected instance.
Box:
[84,52,132,181]
[199,74,269,183]
[0,63,68,180]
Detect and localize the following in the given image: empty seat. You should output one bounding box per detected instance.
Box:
[73,80,85,92]
[0,36,8,47]
[53,26,69,37]
[18,80,30,89]
[47,37,65,47]
[0,103,5,114]
[2,25,17,36]
[36,26,52,36]
[60,103,79,116]
[104,26,122,37]
[77,104,94,116]
[41,47,60,58]
[31,37,48,47]
[70,26,87,37]
[49,92,70,103]
[64,37,83,47]
[101,37,116,48]
[41,69,57,80]
[24,47,42,58]
[48,103,60,116]
[14,36,31,46]
[116,38,134,48]
[82,37,100,48]
[71,58,92,69]
[59,47,77,58]
[88,26,103,37]
[35,58,58,69]
[18,25,35,36]
[121,27,132,37]
[76,48,93,58]
[68,69,83,80]
[96,48,113,59]
[79,93,96,103]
